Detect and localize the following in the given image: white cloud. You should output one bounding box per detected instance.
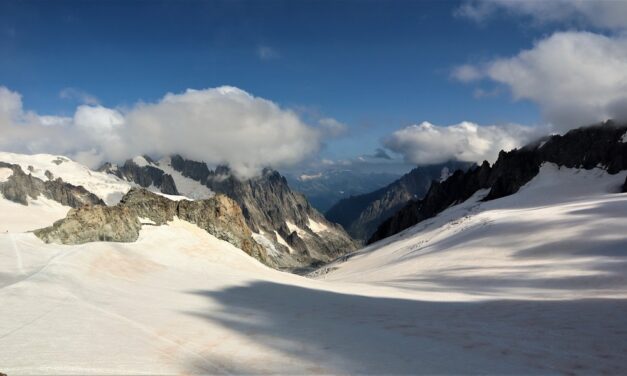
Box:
[451,64,482,82]
[0,85,327,178]
[318,117,348,138]
[453,32,627,131]
[257,45,280,60]
[456,0,627,30]
[384,121,539,165]
[0,87,22,117]
[59,87,99,105]
[74,105,124,133]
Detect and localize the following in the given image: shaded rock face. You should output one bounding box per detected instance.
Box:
[35,188,272,266]
[0,162,104,208]
[100,158,178,195]
[326,161,473,241]
[369,121,627,243]
[623,176,627,193]
[170,155,210,184]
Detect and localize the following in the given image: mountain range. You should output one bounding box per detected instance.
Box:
[285,169,403,213]
[325,161,473,241]
[369,120,627,243]
[99,155,356,269]
[2,121,627,373]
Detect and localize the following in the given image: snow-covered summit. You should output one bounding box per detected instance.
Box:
[0,152,132,205]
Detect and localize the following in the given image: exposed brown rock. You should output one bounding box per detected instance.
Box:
[34,188,273,266]
[34,205,141,244]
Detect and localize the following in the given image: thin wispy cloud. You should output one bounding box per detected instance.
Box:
[372,148,391,160]
[456,0,627,30]
[256,45,280,60]
[59,87,100,105]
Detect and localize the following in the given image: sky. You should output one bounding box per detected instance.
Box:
[1,0,627,177]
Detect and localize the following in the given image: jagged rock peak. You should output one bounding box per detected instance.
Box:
[168,155,358,269]
[97,154,357,269]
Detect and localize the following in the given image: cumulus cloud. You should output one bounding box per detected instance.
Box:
[453,32,627,131]
[456,0,627,30]
[0,85,330,178]
[384,121,539,165]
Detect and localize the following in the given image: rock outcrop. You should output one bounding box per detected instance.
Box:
[100,157,179,195]
[35,188,272,266]
[326,161,473,241]
[34,205,141,243]
[104,155,358,268]
[201,166,357,266]
[369,121,627,243]
[0,162,104,207]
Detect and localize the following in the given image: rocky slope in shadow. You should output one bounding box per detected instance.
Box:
[369,121,627,243]
[326,161,473,241]
[35,188,272,266]
[99,157,178,195]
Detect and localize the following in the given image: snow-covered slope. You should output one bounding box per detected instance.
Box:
[0,152,132,205]
[0,196,70,233]
[319,164,627,301]
[1,163,626,374]
[155,157,214,199]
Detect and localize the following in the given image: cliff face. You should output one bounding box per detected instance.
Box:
[326,161,473,241]
[35,188,273,266]
[0,162,104,208]
[369,121,627,243]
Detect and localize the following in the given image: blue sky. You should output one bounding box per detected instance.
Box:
[1,0,625,175]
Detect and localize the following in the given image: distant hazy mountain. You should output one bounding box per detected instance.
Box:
[285,169,403,213]
[325,161,474,241]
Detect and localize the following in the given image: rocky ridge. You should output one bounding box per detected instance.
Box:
[0,162,104,208]
[99,157,178,195]
[35,188,271,266]
[369,121,627,243]
[326,161,473,241]
[104,155,357,268]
